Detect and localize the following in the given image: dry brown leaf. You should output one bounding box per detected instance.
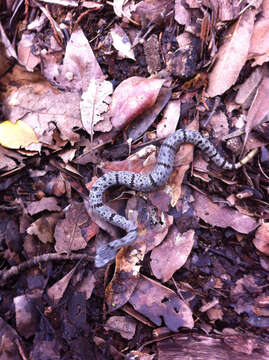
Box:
[56,27,104,91]
[193,191,258,234]
[110,76,165,130]
[235,68,263,106]
[150,228,195,282]
[54,202,93,253]
[80,79,113,134]
[27,213,62,244]
[105,241,146,312]
[245,77,269,139]
[17,33,40,72]
[156,99,181,138]
[3,87,82,147]
[174,0,190,25]
[47,265,78,303]
[110,24,135,60]
[249,12,269,66]
[104,316,137,340]
[129,275,194,331]
[26,197,61,216]
[77,270,96,300]
[207,8,255,97]
[252,223,269,255]
[14,293,41,339]
[0,317,23,360]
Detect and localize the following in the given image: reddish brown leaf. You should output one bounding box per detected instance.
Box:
[150,227,195,282]
[207,9,255,97]
[110,76,165,130]
[253,223,269,255]
[129,275,194,331]
[194,191,258,234]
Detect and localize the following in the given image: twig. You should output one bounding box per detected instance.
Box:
[0,253,94,285]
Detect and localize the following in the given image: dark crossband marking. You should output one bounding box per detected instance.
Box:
[149,174,157,187]
[93,203,103,208]
[220,158,226,167]
[209,150,218,159]
[162,143,177,152]
[130,173,135,187]
[115,173,119,185]
[89,129,255,268]
[157,162,171,169]
[109,213,116,222]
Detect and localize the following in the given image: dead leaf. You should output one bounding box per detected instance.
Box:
[252,223,269,255]
[105,241,146,312]
[249,12,269,66]
[110,76,165,130]
[57,27,104,91]
[27,213,62,243]
[245,77,269,139]
[47,265,78,303]
[207,9,255,97]
[54,201,95,253]
[26,197,61,216]
[129,275,194,331]
[104,316,136,340]
[150,228,195,282]
[110,24,135,60]
[0,317,23,360]
[17,33,40,72]
[14,293,41,339]
[193,191,258,234]
[80,79,113,134]
[0,120,38,150]
[3,87,82,147]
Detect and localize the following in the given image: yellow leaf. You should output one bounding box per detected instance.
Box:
[0,120,38,149]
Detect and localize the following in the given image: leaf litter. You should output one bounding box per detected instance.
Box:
[0,0,269,359]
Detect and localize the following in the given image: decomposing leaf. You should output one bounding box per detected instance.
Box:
[193,191,258,234]
[248,8,269,66]
[14,293,41,339]
[80,79,113,134]
[3,87,82,147]
[253,223,269,255]
[207,9,255,97]
[57,27,104,91]
[104,316,136,340]
[0,317,23,360]
[27,213,62,244]
[150,228,195,282]
[110,76,165,130]
[105,241,145,312]
[17,33,40,72]
[26,197,61,216]
[245,77,269,139]
[110,24,135,60]
[54,202,95,253]
[129,275,194,331]
[0,120,38,149]
[47,265,78,303]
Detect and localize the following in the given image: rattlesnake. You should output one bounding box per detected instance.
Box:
[90,129,255,267]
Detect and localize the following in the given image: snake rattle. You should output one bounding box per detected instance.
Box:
[90,129,255,267]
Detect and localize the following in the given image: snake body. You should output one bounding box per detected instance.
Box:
[90,129,246,267]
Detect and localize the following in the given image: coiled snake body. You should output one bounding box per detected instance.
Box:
[90,129,250,267]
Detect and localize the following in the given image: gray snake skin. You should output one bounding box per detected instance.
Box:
[90,129,248,267]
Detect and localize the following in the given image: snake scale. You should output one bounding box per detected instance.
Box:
[90,129,252,268]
